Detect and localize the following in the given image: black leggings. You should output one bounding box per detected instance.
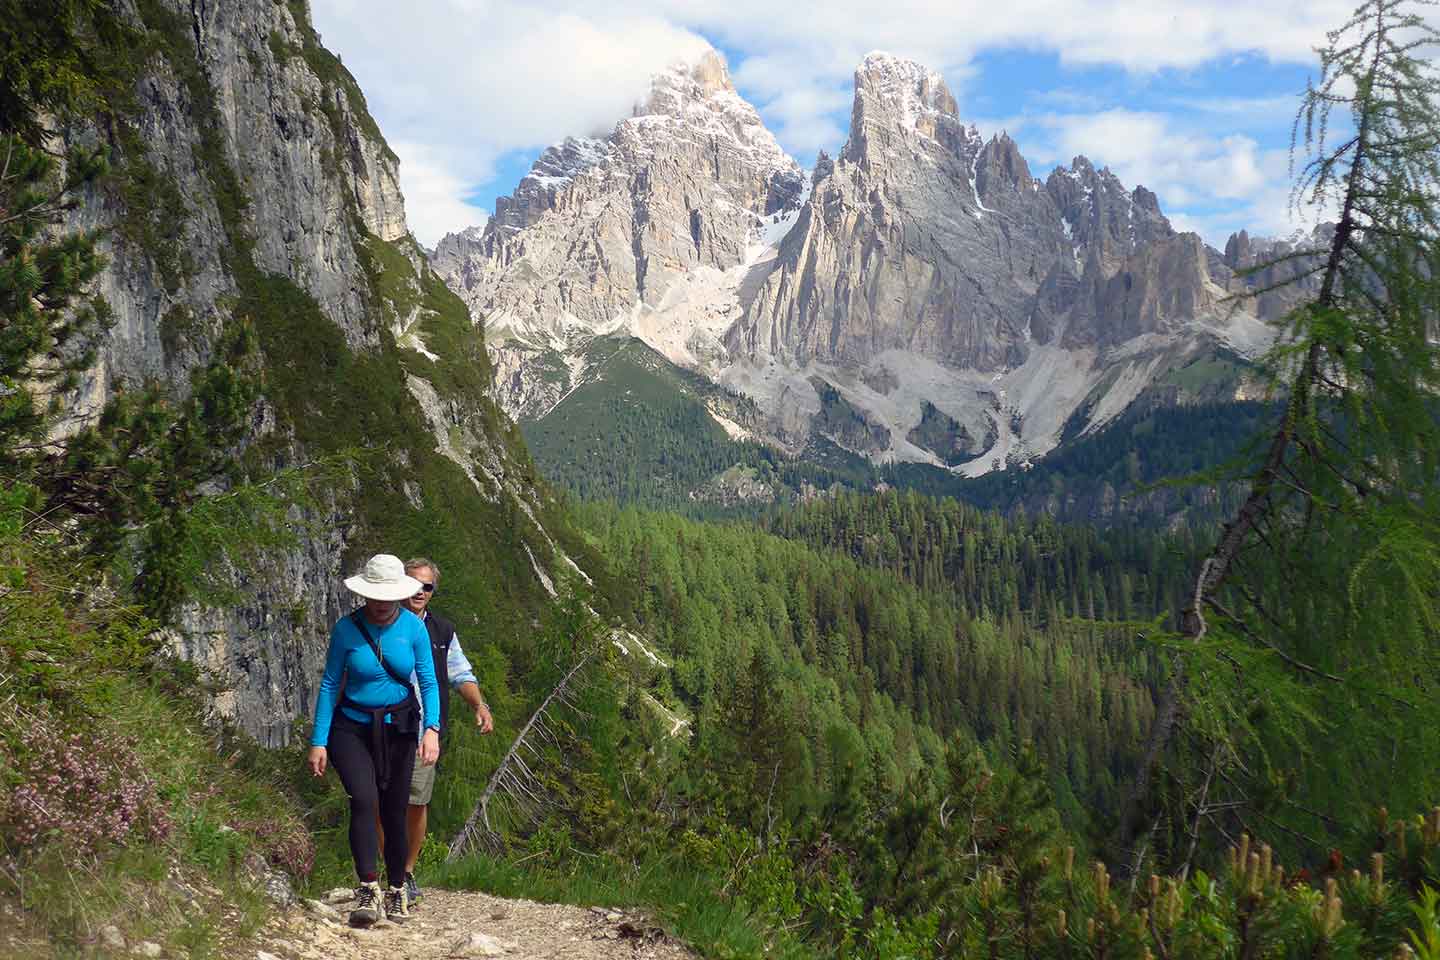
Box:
[328,716,416,885]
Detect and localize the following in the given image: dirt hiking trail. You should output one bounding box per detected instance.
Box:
[255,887,699,960]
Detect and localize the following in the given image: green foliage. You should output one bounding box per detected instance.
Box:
[0,6,269,623]
[112,124,193,296]
[1118,0,1440,873]
[522,337,761,505]
[281,0,398,163]
[896,398,1271,524]
[0,525,312,954]
[125,0,570,639]
[577,499,1163,837]
[359,231,495,398]
[0,0,135,146]
[129,457,353,613]
[525,334,1270,528]
[0,136,112,445]
[906,401,976,467]
[1409,885,1440,960]
[762,488,1201,623]
[543,621,1440,960]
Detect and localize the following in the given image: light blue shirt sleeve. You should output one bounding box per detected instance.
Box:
[409,629,479,735]
[447,632,478,689]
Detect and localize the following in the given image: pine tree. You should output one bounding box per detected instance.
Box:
[0,8,259,620]
[1117,0,1440,871]
[0,136,112,448]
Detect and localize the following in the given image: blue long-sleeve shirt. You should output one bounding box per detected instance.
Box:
[310,608,440,747]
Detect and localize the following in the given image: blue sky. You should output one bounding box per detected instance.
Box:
[309,0,1351,247]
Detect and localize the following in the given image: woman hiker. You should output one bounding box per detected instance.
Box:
[307,554,440,926]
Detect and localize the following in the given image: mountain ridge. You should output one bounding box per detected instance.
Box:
[434,47,1317,486]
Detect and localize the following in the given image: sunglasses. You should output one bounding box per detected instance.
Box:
[413,583,435,594]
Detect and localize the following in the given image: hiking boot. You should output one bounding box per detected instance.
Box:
[349,880,382,927]
[404,872,423,905]
[384,883,409,922]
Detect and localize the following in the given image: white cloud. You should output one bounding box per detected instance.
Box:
[390,141,490,249]
[1038,110,1273,198]
[311,0,710,241]
[737,78,851,157]
[1169,181,1334,245]
[1167,94,1301,125]
[309,0,1357,244]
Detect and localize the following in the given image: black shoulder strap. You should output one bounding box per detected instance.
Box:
[350,610,415,690]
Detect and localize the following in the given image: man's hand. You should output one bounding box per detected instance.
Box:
[475,702,494,734]
[307,745,327,778]
[419,728,440,765]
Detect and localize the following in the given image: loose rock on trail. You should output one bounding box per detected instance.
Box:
[255,887,697,960]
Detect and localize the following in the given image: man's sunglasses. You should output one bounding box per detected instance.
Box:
[413,583,435,594]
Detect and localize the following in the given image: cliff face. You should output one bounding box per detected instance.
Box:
[58,0,568,745]
[431,49,803,420]
[733,54,1071,372]
[728,58,1239,371]
[712,53,1272,472]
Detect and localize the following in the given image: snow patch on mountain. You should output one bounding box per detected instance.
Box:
[752,177,811,257]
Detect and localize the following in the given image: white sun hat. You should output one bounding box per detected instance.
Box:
[344,554,423,601]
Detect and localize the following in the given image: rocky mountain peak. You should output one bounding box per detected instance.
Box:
[644,48,734,107]
[854,52,959,122]
[443,46,797,252]
[639,49,733,117]
[843,52,973,164]
[1214,225,1329,321]
[975,131,1035,197]
[813,148,835,182]
[1132,184,1162,215]
[1045,155,1174,270]
[431,45,804,417]
[486,136,613,234]
[431,45,1279,483]
[1223,229,1254,268]
[625,47,793,178]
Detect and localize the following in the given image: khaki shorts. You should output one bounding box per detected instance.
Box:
[409,758,437,806]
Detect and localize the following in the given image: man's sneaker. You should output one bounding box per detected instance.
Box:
[384,883,409,922]
[349,880,382,927]
[404,872,423,905]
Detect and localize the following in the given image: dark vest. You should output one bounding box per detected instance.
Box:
[423,611,457,735]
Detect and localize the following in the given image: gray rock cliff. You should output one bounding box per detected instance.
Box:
[730,54,1071,372]
[55,0,560,745]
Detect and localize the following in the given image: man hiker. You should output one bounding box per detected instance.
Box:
[399,556,493,905]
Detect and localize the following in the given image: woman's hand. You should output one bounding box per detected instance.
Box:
[419,728,440,766]
[307,745,327,778]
